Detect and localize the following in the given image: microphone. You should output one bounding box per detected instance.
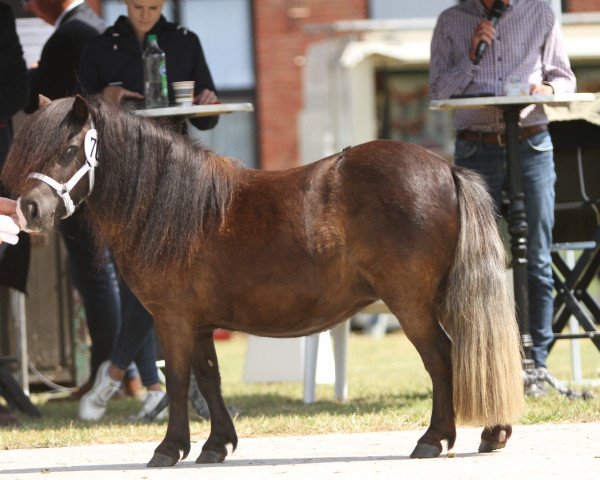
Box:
[474,0,506,65]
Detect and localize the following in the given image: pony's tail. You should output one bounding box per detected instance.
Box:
[438,166,524,426]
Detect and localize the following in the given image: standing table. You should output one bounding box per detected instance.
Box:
[430,93,595,395]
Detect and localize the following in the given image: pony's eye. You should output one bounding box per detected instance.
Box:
[66,146,79,157]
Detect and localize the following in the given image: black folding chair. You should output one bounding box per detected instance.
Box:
[549,119,600,353]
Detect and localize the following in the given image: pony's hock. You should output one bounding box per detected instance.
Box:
[3,96,524,466]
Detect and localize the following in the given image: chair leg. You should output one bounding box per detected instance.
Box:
[551,246,600,354]
[0,363,42,418]
[303,334,319,404]
[332,321,349,402]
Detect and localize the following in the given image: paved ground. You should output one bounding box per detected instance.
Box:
[1,423,599,479]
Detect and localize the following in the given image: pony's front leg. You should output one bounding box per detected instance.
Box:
[147,318,193,468]
[192,332,238,463]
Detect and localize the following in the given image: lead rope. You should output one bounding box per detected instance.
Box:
[27,118,99,219]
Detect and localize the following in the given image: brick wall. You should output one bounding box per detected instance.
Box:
[567,0,600,11]
[253,0,367,170]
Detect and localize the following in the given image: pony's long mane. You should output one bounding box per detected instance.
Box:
[2,96,241,273]
[87,97,241,273]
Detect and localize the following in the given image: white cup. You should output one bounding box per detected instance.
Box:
[172,81,195,106]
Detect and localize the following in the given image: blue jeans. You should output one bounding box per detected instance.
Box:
[111,279,160,387]
[60,211,159,386]
[455,130,555,368]
[59,210,121,377]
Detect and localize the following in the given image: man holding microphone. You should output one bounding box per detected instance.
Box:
[429,0,576,395]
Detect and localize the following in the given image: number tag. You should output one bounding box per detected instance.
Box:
[84,128,98,162]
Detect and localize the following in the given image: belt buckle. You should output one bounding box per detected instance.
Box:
[496,132,504,147]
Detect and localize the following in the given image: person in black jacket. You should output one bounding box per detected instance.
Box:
[0,2,29,163]
[0,0,29,253]
[77,0,219,131]
[0,1,29,426]
[22,0,139,401]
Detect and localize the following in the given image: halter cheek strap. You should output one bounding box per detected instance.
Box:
[27,119,99,219]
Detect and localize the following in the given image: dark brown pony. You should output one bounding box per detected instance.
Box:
[2,96,523,466]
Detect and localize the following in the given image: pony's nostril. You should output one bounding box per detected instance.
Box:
[24,199,40,222]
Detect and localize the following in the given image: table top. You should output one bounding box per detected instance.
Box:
[134,102,254,118]
[430,93,595,110]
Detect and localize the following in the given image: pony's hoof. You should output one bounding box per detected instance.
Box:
[196,449,226,464]
[478,439,506,453]
[479,425,510,453]
[147,452,178,467]
[410,443,442,458]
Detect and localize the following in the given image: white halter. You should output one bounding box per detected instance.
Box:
[28,119,99,219]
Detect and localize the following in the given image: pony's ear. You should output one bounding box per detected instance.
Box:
[71,95,89,125]
[38,94,52,109]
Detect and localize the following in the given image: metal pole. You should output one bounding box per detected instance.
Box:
[503,106,534,371]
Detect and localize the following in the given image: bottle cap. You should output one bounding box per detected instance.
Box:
[147,33,157,42]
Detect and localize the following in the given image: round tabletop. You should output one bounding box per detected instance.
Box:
[134,102,254,118]
[430,93,595,110]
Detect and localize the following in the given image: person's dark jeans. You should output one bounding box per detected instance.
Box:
[111,279,160,387]
[59,210,121,377]
[60,211,158,386]
[455,130,556,368]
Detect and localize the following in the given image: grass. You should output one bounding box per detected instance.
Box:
[1,331,599,449]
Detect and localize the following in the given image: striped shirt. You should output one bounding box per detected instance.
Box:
[429,0,576,132]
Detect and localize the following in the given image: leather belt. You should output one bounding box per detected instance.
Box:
[457,125,547,146]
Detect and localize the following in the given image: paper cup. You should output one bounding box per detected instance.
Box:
[172,81,195,105]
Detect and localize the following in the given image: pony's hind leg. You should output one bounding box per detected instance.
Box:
[147,317,193,467]
[408,325,456,458]
[192,331,238,464]
[479,425,513,452]
[383,295,456,458]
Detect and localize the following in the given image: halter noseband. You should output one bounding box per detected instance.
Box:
[28,118,99,219]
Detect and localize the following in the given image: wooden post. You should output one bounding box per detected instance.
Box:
[9,288,28,395]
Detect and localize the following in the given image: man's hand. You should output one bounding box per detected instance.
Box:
[530,84,554,95]
[0,197,20,245]
[101,85,144,105]
[193,89,218,105]
[469,20,496,63]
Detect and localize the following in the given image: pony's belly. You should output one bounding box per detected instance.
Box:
[217,298,374,338]
[237,317,342,338]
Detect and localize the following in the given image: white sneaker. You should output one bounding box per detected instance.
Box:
[79,361,122,421]
[128,390,168,422]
